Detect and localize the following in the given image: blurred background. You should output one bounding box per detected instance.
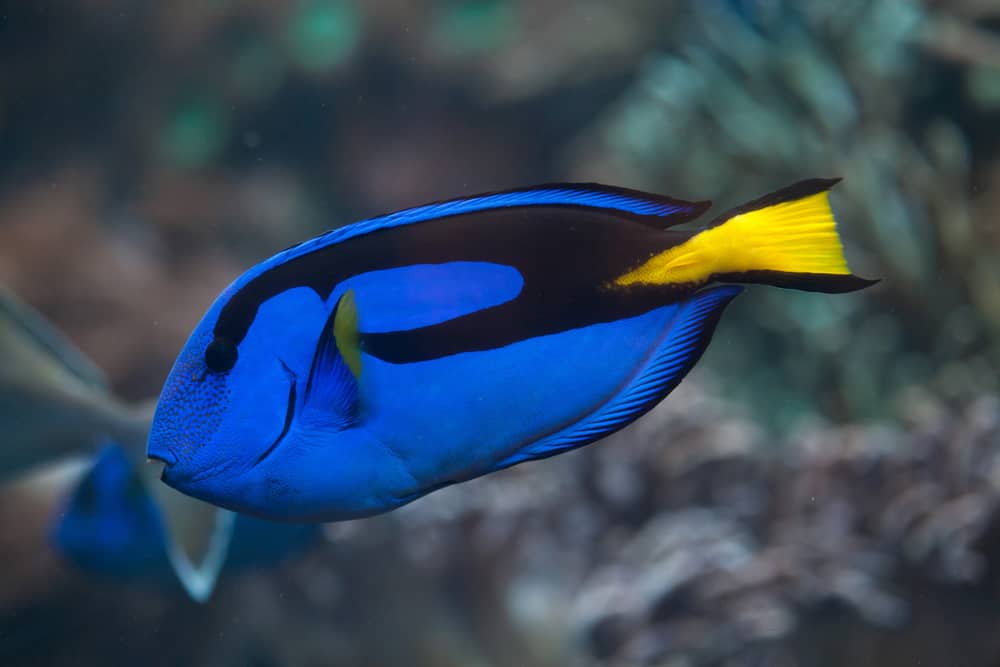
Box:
[1,0,1000,665]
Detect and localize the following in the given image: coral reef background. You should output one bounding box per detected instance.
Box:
[1,1,999,665]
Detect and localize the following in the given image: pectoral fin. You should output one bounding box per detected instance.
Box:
[303,290,361,425]
[333,290,361,379]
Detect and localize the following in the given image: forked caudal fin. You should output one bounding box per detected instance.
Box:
[613,179,877,293]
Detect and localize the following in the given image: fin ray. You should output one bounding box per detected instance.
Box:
[707,178,842,227]
[491,286,743,469]
[613,178,877,293]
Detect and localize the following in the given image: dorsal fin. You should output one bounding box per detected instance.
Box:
[378,183,712,228]
[272,184,712,267]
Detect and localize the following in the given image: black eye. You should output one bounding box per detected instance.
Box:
[205,337,238,373]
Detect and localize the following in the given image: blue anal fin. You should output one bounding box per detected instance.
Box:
[494,285,743,469]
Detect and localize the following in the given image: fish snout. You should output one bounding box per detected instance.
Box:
[146,455,169,481]
[145,443,177,481]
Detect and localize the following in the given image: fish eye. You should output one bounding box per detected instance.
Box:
[205,337,238,373]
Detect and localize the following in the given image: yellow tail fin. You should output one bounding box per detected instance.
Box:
[613,179,876,293]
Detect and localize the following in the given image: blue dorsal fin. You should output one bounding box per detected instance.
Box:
[374,183,712,228]
[269,184,711,268]
[303,291,360,425]
[492,285,743,470]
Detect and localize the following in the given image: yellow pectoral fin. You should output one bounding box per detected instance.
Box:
[334,289,362,379]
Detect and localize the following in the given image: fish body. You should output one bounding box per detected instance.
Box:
[149,180,874,521]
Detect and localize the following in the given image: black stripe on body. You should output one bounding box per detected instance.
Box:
[215,205,699,363]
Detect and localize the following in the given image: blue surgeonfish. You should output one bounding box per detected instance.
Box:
[148,179,876,521]
[0,288,235,601]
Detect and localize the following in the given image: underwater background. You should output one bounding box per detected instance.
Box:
[1,0,999,665]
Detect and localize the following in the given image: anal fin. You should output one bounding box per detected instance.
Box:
[493,286,743,469]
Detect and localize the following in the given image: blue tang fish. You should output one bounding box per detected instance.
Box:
[148,179,875,521]
[52,442,320,581]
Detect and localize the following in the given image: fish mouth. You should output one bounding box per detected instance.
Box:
[146,451,175,481]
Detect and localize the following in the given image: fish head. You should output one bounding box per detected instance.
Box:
[51,442,168,576]
[148,285,327,509]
